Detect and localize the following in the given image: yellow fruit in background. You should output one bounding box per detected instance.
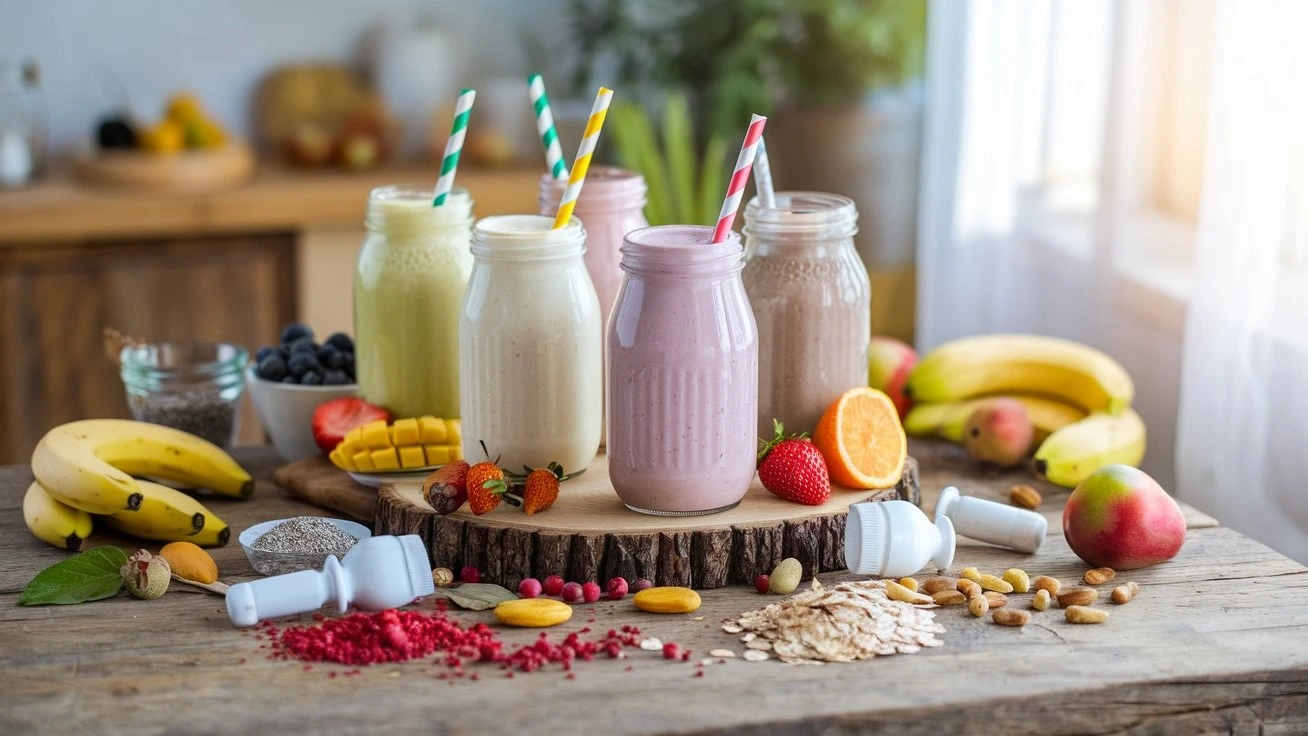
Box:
[165,93,205,123]
[183,118,226,149]
[138,120,185,154]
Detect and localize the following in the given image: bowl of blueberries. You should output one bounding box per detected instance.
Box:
[247,322,360,461]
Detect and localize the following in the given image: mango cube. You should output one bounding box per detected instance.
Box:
[329,446,353,471]
[418,416,447,444]
[399,446,427,469]
[449,419,462,446]
[391,418,421,447]
[352,450,376,472]
[424,445,454,467]
[360,420,392,449]
[343,426,364,448]
[371,447,401,471]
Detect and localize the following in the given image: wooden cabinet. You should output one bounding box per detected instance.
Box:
[0,235,296,464]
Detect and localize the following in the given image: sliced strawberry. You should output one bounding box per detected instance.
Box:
[311,397,392,455]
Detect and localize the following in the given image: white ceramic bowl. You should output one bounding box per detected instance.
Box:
[239,516,372,576]
[245,367,359,462]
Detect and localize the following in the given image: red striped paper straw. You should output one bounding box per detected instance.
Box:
[711,114,767,243]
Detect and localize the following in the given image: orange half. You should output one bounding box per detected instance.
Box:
[813,387,907,489]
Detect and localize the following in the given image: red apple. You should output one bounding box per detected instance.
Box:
[1063,465,1186,570]
[869,336,917,418]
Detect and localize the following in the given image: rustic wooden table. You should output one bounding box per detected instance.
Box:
[3,442,1306,735]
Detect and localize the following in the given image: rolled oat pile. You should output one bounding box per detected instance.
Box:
[722,580,945,665]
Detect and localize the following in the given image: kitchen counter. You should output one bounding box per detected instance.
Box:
[3,441,1306,734]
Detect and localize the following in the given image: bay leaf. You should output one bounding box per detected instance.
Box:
[430,582,518,611]
[19,546,128,606]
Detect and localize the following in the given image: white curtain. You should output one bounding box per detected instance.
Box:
[919,0,1308,562]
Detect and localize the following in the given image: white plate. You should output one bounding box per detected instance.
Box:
[348,469,436,488]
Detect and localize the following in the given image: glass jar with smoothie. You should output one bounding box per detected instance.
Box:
[537,166,648,325]
[460,215,602,475]
[355,186,473,419]
[742,192,870,438]
[607,225,758,515]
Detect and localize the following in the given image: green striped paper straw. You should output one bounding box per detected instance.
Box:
[433,88,476,206]
[528,73,568,180]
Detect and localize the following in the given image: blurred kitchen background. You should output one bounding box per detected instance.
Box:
[1,0,1305,562]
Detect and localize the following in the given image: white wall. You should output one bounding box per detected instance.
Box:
[1,0,571,152]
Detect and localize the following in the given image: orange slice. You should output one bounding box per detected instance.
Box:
[813,387,907,489]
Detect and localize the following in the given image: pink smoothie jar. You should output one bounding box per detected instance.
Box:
[538,167,648,324]
[606,225,759,515]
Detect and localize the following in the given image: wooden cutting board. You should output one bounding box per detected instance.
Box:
[272,456,376,523]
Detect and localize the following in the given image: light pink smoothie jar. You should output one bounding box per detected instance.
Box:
[539,167,648,324]
[606,225,759,515]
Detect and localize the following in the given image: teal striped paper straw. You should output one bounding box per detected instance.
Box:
[433,88,476,206]
[528,73,569,180]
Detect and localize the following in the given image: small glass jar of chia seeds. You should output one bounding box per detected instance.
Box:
[119,341,249,449]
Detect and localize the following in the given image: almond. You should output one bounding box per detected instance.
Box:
[922,576,959,595]
[983,591,1008,608]
[968,595,988,617]
[932,589,967,606]
[1032,575,1062,596]
[1057,587,1099,607]
[1083,567,1117,586]
[957,578,982,599]
[1008,484,1042,509]
[992,608,1031,627]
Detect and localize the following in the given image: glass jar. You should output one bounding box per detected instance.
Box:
[119,341,249,449]
[354,186,473,419]
[607,225,758,515]
[0,59,44,188]
[743,192,870,437]
[459,215,602,475]
[537,166,648,325]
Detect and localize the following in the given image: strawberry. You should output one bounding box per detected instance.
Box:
[518,462,564,515]
[465,462,507,515]
[311,397,391,455]
[757,419,831,506]
[421,460,470,515]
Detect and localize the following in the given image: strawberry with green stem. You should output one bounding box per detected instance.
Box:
[505,462,564,515]
[757,419,832,506]
[465,461,508,515]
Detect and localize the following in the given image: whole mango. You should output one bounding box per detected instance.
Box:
[869,337,918,419]
[962,398,1034,468]
[1063,465,1185,570]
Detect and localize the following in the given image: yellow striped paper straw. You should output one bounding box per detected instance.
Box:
[553,86,614,229]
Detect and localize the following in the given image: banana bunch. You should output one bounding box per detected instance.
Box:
[23,419,252,550]
[905,334,1145,487]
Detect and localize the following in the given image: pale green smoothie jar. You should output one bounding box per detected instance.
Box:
[354,186,473,419]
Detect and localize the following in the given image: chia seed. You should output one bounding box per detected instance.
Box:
[128,390,237,448]
[253,517,359,556]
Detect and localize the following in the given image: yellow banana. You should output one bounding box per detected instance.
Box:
[905,334,1135,415]
[905,395,1088,444]
[31,420,253,517]
[1033,409,1147,487]
[99,479,231,546]
[23,482,93,550]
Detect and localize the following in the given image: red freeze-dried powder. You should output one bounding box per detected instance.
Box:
[260,605,658,674]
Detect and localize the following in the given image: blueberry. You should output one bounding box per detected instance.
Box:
[344,352,355,370]
[318,345,346,370]
[287,352,319,377]
[289,339,319,356]
[281,323,313,345]
[301,370,323,386]
[255,345,277,363]
[323,369,351,385]
[325,332,354,353]
[256,355,287,381]
[282,375,298,384]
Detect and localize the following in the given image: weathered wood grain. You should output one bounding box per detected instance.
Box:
[1,446,1305,736]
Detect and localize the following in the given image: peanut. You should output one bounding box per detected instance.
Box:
[633,586,702,613]
[959,567,982,582]
[1032,589,1051,611]
[886,580,933,605]
[1065,605,1109,624]
[957,578,982,599]
[769,558,804,595]
[978,574,1014,594]
[1111,581,1140,604]
[983,591,1009,608]
[897,577,920,592]
[1002,568,1031,593]
[1032,575,1062,596]
[1083,567,1117,586]
[1057,587,1099,607]
[1008,484,1042,509]
[968,595,988,617]
[992,608,1031,627]
[922,576,959,595]
[495,598,574,627]
[159,541,218,585]
[932,589,967,606]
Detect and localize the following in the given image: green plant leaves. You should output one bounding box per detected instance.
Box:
[19,546,127,606]
[430,583,518,611]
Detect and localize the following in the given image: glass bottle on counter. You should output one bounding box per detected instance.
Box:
[354,186,473,419]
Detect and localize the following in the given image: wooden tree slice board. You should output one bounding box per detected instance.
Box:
[376,452,919,590]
